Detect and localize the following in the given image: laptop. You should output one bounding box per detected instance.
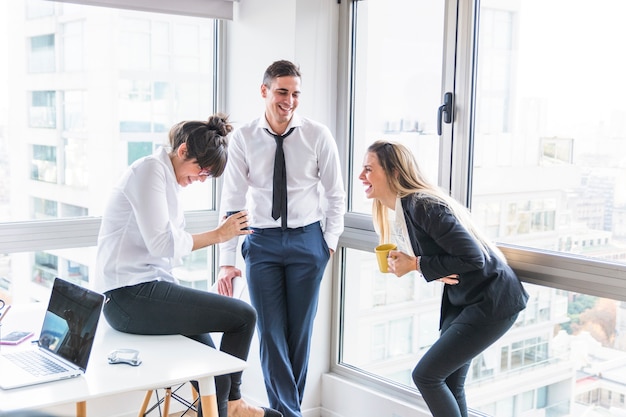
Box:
[0,277,105,390]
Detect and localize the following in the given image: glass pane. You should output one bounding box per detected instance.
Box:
[467,1,626,415]
[0,0,217,225]
[340,247,443,385]
[350,0,446,214]
[1,249,92,303]
[341,246,626,415]
[472,0,626,268]
[0,0,217,299]
[1,245,213,304]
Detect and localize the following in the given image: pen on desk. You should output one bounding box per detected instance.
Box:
[0,304,10,323]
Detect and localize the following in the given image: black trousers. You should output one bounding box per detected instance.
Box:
[104,280,257,417]
[412,312,519,417]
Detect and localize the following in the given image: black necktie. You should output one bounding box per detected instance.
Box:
[265,127,295,230]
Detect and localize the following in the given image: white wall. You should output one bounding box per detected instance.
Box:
[225,0,338,130]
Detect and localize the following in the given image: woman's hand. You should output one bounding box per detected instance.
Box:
[387,250,459,284]
[218,211,253,241]
[191,211,252,250]
[387,250,415,277]
[437,275,459,285]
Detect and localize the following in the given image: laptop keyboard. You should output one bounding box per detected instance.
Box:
[5,350,68,376]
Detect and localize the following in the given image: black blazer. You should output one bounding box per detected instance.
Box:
[401,194,529,328]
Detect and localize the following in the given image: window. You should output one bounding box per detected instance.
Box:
[62,91,86,132]
[31,144,57,183]
[29,34,55,73]
[541,137,574,165]
[29,91,56,128]
[0,0,220,302]
[337,0,626,416]
[32,197,57,219]
[62,21,84,72]
[472,1,626,266]
[347,0,445,215]
[64,137,88,188]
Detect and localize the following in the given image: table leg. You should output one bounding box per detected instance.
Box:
[76,401,87,417]
[198,376,219,417]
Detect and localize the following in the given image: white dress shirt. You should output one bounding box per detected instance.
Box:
[95,147,194,293]
[219,113,346,267]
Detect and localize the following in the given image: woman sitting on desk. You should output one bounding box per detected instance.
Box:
[94,114,281,417]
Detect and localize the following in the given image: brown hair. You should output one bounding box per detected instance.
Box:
[168,113,232,178]
[262,60,301,87]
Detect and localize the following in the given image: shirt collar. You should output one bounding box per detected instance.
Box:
[260,113,302,135]
[156,146,180,189]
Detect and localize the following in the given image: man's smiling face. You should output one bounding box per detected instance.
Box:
[261,75,301,134]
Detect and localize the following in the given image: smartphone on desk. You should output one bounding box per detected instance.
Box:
[0,330,34,345]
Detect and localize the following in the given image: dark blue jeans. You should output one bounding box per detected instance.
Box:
[103,280,257,417]
[242,222,330,417]
[412,312,519,417]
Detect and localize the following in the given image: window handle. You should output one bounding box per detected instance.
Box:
[437,92,453,135]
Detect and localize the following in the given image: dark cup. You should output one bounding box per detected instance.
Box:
[226,210,249,230]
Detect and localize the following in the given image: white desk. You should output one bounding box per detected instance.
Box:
[0,304,247,417]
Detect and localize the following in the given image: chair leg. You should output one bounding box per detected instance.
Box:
[162,387,172,416]
[190,383,199,404]
[140,384,195,417]
[139,388,175,417]
[138,390,153,417]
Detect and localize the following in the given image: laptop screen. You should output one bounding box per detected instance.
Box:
[38,278,104,371]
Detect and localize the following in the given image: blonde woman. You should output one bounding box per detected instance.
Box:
[359,140,528,417]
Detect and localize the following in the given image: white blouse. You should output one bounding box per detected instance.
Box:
[392,197,416,257]
[95,147,194,293]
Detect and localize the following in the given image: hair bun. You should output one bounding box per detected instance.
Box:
[207,113,233,137]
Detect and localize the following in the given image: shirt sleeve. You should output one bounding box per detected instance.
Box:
[317,126,346,250]
[218,128,248,266]
[410,198,485,280]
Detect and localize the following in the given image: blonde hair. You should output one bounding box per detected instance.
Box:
[367,140,503,261]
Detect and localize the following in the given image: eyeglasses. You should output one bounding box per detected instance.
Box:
[196,165,213,177]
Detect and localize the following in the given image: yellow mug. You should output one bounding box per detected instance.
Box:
[375,243,397,273]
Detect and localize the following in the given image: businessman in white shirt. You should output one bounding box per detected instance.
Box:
[217,60,346,417]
